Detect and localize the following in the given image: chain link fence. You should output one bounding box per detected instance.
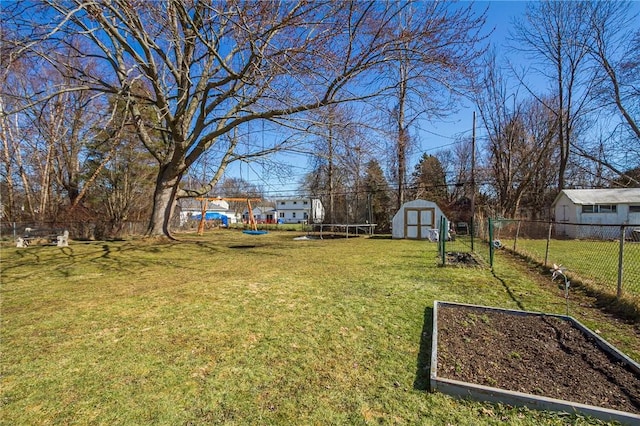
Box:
[1,221,149,242]
[488,219,640,304]
[1,214,211,242]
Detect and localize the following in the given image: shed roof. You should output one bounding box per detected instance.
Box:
[554,188,640,206]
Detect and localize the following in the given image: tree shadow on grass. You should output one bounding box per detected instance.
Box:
[413,306,434,391]
[492,269,526,311]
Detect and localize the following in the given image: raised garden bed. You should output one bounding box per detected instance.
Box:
[430,301,640,424]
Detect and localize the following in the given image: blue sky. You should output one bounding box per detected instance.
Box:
[414,1,529,155]
[223,0,638,197]
[227,1,534,196]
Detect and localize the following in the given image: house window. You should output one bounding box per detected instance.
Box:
[280,202,285,205]
[303,212,308,219]
[598,204,617,213]
[279,212,285,218]
[630,205,640,213]
[303,201,308,205]
[293,201,297,205]
[292,212,296,218]
[582,205,595,213]
[582,204,617,213]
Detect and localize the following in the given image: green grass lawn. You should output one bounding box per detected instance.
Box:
[2,230,638,425]
[496,237,640,304]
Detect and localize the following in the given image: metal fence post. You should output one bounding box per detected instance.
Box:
[440,216,446,266]
[544,221,552,267]
[489,217,494,269]
[470,215,475,252]
[617,225,625,299]
[514,220,521,251]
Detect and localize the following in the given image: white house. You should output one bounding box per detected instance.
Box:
[242,205,277,224]
[392,199,449,240]
[275,198,324,224]
[552,188,640,239]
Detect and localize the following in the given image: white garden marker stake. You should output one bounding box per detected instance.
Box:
[551,264,570,316]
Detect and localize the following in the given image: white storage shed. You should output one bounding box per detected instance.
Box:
[392,199,449,240]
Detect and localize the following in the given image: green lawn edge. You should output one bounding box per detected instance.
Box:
[2,230,637,425]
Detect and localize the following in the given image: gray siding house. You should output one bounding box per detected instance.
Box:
[552,188,640,239]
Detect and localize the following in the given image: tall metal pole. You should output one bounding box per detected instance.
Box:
[470,111,476,251]
[617,225,625,299]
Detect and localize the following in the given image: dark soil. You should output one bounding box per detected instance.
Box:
[437,304,640,414]
[445,251,479,266]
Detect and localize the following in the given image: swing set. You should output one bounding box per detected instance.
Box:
[195,197,267,235]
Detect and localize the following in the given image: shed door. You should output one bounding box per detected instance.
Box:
[405,208,435,239]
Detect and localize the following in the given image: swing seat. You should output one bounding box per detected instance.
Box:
[243,230,268,235]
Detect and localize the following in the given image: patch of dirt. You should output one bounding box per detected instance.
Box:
[437,304,640,415]
[445,251,479,266]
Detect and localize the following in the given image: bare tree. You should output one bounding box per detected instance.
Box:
[0,95,22,221]
[438,138,474,224]
[511,1,593,191]
[3,1,487,238]
[341,128,375,223]
[476,53,558,218]
[446,140,473,207]
[304,104,373,224]
[33,70,102,208]
[484,101,558,218]
[586,1,640,176]
[1,24,117,222]
[1,53,45,221]
[218,177,264,217]
[383,2,487,210]
[313,105,341,224]
[1,55,95,221]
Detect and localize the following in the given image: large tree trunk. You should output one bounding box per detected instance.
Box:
[146,167,183,238]
[6,1,487,233]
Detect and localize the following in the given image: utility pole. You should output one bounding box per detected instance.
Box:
[470,111,476,251]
